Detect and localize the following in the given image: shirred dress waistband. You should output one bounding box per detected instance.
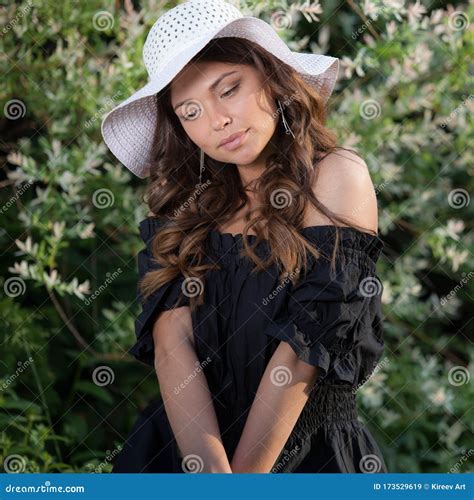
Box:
[293,382,359,440]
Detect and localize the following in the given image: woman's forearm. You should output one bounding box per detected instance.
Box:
[153,308,232,473]
[230,341,319,473]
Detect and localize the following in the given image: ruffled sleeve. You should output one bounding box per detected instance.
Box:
[264,226,385,386]
[128,217,190,366]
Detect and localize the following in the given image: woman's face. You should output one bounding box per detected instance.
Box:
[170,61,278,166]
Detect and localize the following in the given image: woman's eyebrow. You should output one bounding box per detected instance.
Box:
[173,70,239,111]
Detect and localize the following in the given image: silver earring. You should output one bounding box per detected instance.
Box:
[277,99,295,139]
[199,148,205,186]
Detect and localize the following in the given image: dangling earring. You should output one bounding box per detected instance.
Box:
[199,148,205,186]
[277,99,295,139]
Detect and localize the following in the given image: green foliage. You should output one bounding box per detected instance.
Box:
[0,0,472,473]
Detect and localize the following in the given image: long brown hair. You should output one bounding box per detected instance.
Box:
[140,37,370,311]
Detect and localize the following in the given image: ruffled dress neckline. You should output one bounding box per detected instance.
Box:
[206,224,384,264]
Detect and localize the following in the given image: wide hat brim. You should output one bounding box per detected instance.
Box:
[101,16,340,179]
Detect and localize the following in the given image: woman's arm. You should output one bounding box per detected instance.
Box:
[230,341,319,473]
[153,306,232,473]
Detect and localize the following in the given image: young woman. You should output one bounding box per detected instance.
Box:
[101,0,388,474]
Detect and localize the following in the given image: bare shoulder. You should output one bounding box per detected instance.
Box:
[304,149,378,233]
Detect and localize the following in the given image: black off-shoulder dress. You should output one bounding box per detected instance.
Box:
[112,216,388,473]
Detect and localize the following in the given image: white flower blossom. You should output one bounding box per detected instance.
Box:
[385,0,405,21]
[78,222,95,239]
[445,246,469,272]
[341,56,365,79]
[58,171,77,192]
[44,269,59,288]
[34,186,49,203]
[385,0,405,9]
[385,20,397,40]
[363,34,376,47]
[6,151,24,166]
[429,387,446,406]
[445,219,465,240]
[412,42,433,74]
[342,133,362,150]
[70,277,91,299]
[15,236,38,256]
[429,9,444,25]
[407,0,427,27]
[52,221,66,239]
[362,0,378,18]
[433,22,448,37]
[8,260,31,279]
[341,56,355,79]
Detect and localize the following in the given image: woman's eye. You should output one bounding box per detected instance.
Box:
[220,83,240,99]
[181,83,241,120]
[183,111,198,121]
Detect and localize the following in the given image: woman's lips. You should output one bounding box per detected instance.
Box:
[219,129,249,151]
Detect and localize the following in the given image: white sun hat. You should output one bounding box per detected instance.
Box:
[100,0,340,179]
